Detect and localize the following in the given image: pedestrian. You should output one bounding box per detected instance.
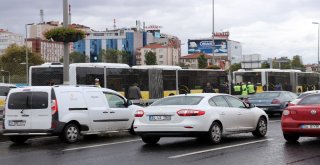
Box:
[247,82,256,95]
[241,82,248,96]
[203,82,215,93]
[275,83,282,91]
[95,78,101,88]
[47,80,55,86]
[233,83,241,95]
[128,83,142,100]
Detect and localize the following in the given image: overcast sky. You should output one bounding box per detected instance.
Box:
[1,0,320,64]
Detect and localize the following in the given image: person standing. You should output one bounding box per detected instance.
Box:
[233,83,241,95]
[203,82,215,93]
[95,78,101,88]
[128,83,142,100]
[247,82,256,95]
[241,82,248,96]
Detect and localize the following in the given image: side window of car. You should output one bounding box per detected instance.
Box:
[224,96,245,108]
[210,96,229,107]
[104,93,126,108]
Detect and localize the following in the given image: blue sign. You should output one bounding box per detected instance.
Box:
[188,39,228,56]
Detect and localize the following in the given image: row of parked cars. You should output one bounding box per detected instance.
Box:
[1,85,319,144]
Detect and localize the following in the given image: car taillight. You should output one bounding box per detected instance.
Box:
[177,109,205,116]
[51,99,58,115]
[282,109,297,116]
[271,99,281,104]
[135,110,144,117]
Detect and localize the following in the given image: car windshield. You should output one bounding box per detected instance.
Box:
[151,96,204,106]
[297,93,314,99]
[251,92,280,98]
[297,94,320,105]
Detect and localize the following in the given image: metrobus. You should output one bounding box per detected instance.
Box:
[29,63,228,99]
[233,69,320,93]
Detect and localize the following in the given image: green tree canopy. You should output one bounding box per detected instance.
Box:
[291,55,305,70]
[60,51,88,63]
[101,49,129,64]
[261,61,270,69]
[0,44,44,83]
[145,51,157,65]
[197,54,208,69]
[228,63,241,72]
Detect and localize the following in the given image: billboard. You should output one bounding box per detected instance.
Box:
[188,39,228,56]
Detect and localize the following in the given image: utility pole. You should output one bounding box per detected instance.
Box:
[63,0,70,84]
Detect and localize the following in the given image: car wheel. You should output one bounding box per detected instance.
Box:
[60,123,80,143]
[9,136,29,144]
[283,133,299,142]
[208,122,222,144]
[252,117,268,137]
[141,136,160,144]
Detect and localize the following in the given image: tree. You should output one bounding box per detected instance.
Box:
[261,61,270,68]
[101,49,129,64]
[145,51,157,65]
[228,63,241,72]
[0,44,44,83]
[291,55,305,70]
[60,51,88,63]
[197,54,208,69]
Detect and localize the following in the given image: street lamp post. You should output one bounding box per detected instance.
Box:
[312,22,320,69]
[25,23,34,85]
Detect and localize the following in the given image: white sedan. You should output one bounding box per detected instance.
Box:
[134,93,268,144]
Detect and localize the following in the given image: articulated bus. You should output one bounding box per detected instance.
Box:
[30,63,228,99]
[233,69,320,93]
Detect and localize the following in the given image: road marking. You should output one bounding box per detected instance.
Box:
[62,139,141,152]
[169,138,273,159]
[269,120,280,123]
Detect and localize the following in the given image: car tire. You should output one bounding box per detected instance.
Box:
[208,121,222,144]
[60,123,80,143]
[141,136,160,144]
[9,136,29,144]
[252,117,268,137]
[283,133,299,142]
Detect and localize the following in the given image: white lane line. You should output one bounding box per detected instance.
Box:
[169,138,273,159]
[269,120,281,123]
[62,139,141,152]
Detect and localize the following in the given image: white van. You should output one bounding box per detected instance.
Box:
[2,86,139,143]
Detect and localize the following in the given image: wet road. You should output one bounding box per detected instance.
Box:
[0,117,319,165]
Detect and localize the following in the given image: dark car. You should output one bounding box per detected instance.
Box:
[282,93,320,142]
[248,91,298,115]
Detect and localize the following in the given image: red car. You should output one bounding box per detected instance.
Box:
[281,93,320,142]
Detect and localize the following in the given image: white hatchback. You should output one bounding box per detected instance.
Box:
[134,93,268,144]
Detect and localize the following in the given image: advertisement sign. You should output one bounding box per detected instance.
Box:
[188,39,228,56]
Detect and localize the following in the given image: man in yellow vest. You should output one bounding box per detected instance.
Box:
[233,83,241,95]
[247,82,256,95]
[241,82,248,96]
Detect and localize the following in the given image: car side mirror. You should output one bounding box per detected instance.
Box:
[127,100,133,106]
[247,103,255,108]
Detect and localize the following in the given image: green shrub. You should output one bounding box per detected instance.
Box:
[44,27,86,43]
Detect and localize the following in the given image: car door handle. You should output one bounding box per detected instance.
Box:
[220,112,225,115]
[237,113,242,115]
[103,111,109,114]
[21,114,29,117]
[110,111,115,114]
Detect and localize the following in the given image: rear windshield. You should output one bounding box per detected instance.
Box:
[0,86,15,96]
[298,94,320,105]
[251,92,280,98]
[8,92,48,109]
[151,96,204,106]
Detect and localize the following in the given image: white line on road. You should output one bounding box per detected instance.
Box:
[269,120,281,123]
[62,139,141,152]
[169,138,273,159]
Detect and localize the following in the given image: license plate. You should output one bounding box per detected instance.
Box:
[9,120,26,126]
[149,115,171,121]
[301,125,320,129]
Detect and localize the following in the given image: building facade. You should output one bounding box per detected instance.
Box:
[27,38,64,62]
[137,43,180,65]
[0,29,24,55]
[180,53,213,69]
